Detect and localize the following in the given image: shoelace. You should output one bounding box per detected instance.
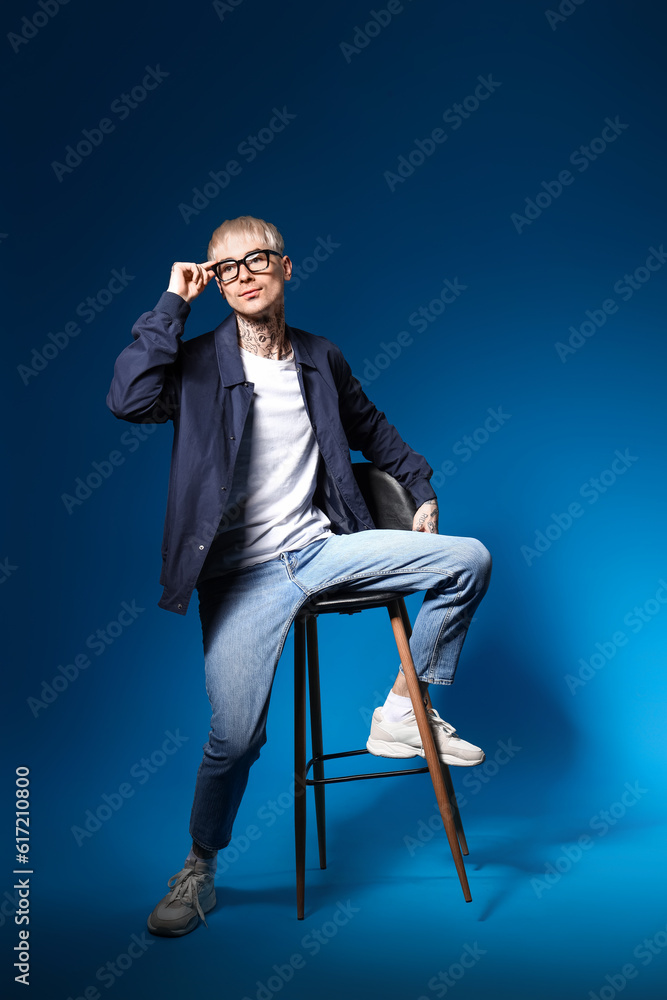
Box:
[402,707,458,738]
[166,866,211,928]
[426,707,458,737]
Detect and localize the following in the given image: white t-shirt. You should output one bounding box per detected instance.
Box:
[197,347,332,580]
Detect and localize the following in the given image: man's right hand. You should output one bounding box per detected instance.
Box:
[168,261,219,303]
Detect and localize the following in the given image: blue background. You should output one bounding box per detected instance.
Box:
[2,0,666,997]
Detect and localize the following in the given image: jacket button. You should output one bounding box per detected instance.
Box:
[221,486,226,491]
[178,604,183,609]
[229,436,235,440]
[198,545,204,550]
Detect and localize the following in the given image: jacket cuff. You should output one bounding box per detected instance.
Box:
[408,477,438,508]
[154,290,192,322]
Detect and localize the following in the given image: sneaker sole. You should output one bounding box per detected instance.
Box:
[147,889,217,938]
[439,752,485,767]
[367,738,485,767]
[366,737,421,759]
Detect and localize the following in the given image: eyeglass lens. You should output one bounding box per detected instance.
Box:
[219,251,271,281]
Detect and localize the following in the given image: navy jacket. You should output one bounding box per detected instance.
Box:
[106,291,436,615]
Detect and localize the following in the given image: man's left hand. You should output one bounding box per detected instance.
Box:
[412,499,439,534]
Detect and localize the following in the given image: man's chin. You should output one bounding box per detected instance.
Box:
[233,296,284,320]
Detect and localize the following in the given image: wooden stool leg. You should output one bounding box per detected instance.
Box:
[440,763,469,855]
[294,615,307,919]
[306,616,327,869]
[397,599,469,856]
[387,601,472,902]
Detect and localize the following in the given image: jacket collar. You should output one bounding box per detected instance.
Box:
[214,311,316,387]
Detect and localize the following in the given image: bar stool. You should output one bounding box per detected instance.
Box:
[293,463,472,920]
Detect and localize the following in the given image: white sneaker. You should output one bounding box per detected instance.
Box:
[366,706,485,766]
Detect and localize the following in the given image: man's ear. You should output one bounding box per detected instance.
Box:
[282,255,293,281]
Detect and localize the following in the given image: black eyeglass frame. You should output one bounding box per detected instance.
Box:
[210,248,284,283]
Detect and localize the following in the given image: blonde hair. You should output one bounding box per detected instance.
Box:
[207,215,284,261]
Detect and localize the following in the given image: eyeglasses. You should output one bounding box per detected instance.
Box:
[212,248,283,283]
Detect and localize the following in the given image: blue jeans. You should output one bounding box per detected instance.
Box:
[189,530,492,851]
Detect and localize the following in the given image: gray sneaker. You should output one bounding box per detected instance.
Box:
[147,856,217,937]
[366,706,485,766]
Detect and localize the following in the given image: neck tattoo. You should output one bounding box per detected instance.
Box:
[237,306,292,360]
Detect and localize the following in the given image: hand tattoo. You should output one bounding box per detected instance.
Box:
[415,500,439,533]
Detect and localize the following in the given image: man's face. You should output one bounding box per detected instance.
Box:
[212,231,292,318]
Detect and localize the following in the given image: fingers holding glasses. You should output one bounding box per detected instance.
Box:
[168,261,219,303]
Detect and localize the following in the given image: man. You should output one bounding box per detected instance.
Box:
[106,215,492,938]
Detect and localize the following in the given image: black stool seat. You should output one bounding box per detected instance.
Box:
[302,590,405,614]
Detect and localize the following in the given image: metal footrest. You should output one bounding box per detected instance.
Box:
[305,747,430,784]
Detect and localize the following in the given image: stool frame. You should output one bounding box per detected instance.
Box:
[293,592,471,920]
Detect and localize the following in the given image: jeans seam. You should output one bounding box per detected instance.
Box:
[278,596,311,654]
[278,557,313,656]
[426,572,462,681]
[283,553,311,597]
[296,566,456,598]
